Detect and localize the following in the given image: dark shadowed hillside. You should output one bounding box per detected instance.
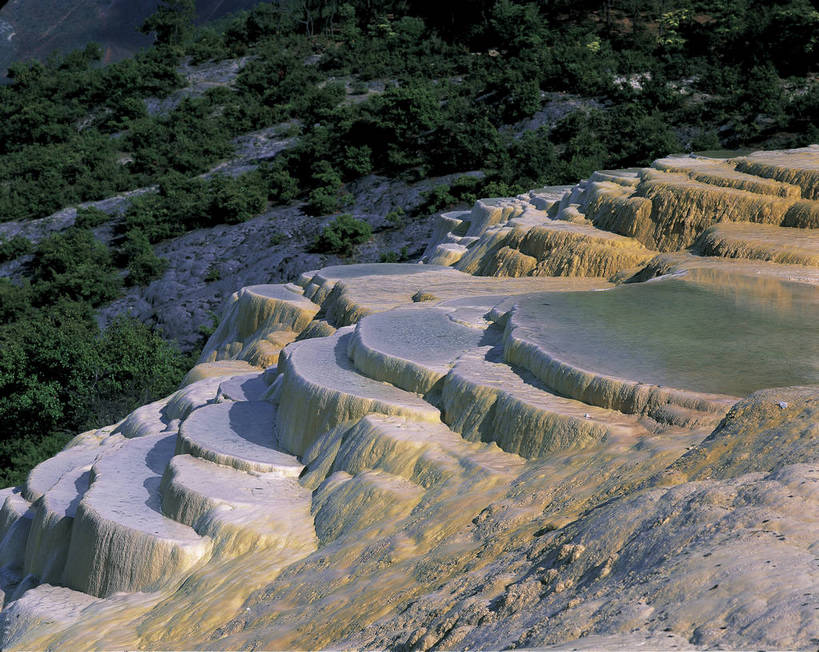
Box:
[0,0,261,75]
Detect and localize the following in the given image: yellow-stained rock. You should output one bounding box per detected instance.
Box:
[199,284,319,366]
[4,145,819,652]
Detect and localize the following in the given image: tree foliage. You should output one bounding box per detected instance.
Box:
[0,306,191,486]
[140,0,197,47]
[312,214,372,255]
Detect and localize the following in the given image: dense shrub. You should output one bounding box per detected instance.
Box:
[0,235,33,263]
[121,170,268,243]
[125,98,234,180]
[312,214,372,255]
[208,172,268,224]
[306,162,351,215]
[74,206,111,229]
[259,159,300,203]
[0,306,191,485]
[29,229,122,307]
[0,133,132,222]
[0,279,33,323]
[119,230,169,286]
[0,41,183,223]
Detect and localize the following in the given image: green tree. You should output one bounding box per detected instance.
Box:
[30,230,122,307]
[119,230,169,286]
[0,235,33,263]
[140,0,196,47]
[207,173,268,224]
[312,214,372,255]
[0,306,191,486]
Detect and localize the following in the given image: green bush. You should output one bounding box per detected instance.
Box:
[312,214,372,255]
[385,207,406,227]
[420,184,457,213]
[140,0,196,48]
[30,229,122,307]
[126,98,234,179]
[122,178,200,243]
[0,235,33,263]
[260,159,300,204]
[307,186,344,216]
[74,206,110,229]
[208,172,268,224]
[204,264,221,282]
[197,311,219,342]
[380,246,409,263]
[0,132,132,222]
[119,230,168,286]
[306,161,351,215]
[121,170,269,244]
[343,145,374,178]
[363,82,443,171]
[692,130,722,152]
[0,278,33,323]
[188,27,228,64]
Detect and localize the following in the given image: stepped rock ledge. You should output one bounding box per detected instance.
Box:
[1,146,818,650]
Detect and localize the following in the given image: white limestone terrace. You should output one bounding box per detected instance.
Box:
[652,155,803,197]
[311,468,426,545]
[22,443,110,504]
[62,433,212,598]
[0,439,120,597]
[348,305,496,394]
[183,269,592,383]
[112,372,250,440]
[164,375,230,421]
[200,283,321,367]
[0,489,33,575]
[425,241,468,267]
[217,372,269,402]
[161,454,315,555]
[695,221,819,266]
[0,146,817,650]
[442,348,654,458]
[295,262,609,329]
[275,328,442,456]
[177,401,302,476]
[0,585,100,650]
[503,268,818,422]
[299,262,463,315]
[23,464,91,586]
[302,414,526,494]
[112,396,174,439]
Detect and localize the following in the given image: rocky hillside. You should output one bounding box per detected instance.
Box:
[0,0,261,77]
[0,146,816,650]
[0,54,462,351]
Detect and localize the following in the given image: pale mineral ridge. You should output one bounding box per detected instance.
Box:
[0,146,818,650]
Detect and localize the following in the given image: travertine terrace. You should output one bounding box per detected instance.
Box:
[0,147,817,650]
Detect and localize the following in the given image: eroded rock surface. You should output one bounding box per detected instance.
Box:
[1,146,817,650]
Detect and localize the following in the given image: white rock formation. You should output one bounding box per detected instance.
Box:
[0,146,817,650]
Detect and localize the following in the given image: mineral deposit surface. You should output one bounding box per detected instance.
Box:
[0,147,817,650]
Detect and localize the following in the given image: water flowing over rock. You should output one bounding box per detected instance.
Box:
[1,146,817,650]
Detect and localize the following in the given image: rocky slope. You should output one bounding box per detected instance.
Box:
[0,54,464,351]
[0,146,817,650]
[0,0,261,77]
